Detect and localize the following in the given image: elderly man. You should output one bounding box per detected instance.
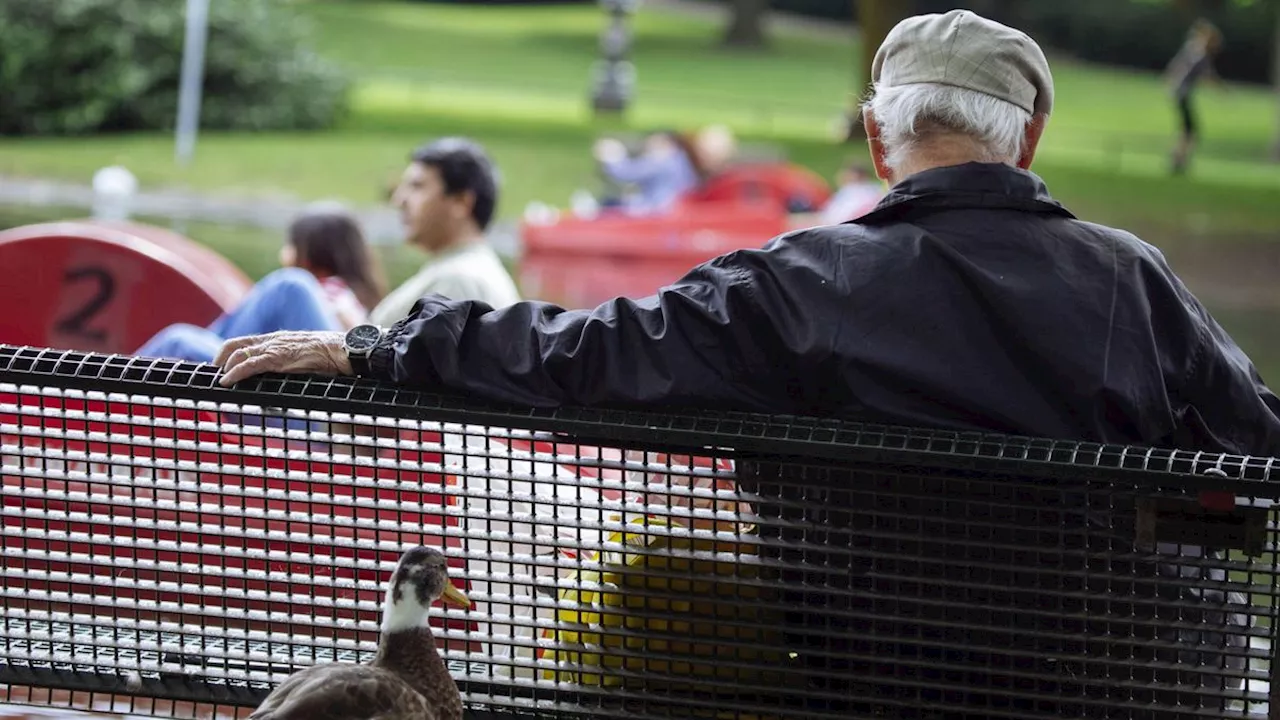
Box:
[218,10,1279,715]
[217,12,1280,459]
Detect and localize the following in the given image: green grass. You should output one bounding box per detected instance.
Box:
[0,0,1276,243]
[299,1,1278,160]
[299,0,854,123]
[1213,306,1280,385]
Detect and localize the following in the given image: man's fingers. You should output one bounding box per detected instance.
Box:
[217,345,257,381]
[218,352,279,387]
[214,335,261,367]
[213,331,345,386]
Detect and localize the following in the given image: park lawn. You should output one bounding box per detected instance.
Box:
[1,98,1273,244]
[298,0,1277,154]
[0,0,1276,246]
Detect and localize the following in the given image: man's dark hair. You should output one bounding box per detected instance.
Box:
[410,137,499,231]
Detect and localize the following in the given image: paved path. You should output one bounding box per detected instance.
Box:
[0,176,521,260]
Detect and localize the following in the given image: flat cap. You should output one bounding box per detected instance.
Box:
[871,9,1054,116]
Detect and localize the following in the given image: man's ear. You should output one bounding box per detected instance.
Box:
[1017,114,1048,170]
[453,189,477,222]
[863,108,891,182]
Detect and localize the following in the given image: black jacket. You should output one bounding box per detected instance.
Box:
[369,162,1280,456]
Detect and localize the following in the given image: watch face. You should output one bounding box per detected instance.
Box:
[345,324,381,352]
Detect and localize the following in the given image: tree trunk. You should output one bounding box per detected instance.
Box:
[844,0,911,141]
[1172,0,1201,20]
[722,0,769,48]
[1271,3,1280,161]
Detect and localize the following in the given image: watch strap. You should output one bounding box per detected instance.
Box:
[349,348,373,377]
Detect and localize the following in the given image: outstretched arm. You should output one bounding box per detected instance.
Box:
[368,244,830,410]
[217,235,837,414]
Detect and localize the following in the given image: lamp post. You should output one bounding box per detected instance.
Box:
[175,0,210,167]
[590,0,639,114]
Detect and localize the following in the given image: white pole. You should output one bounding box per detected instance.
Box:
[175,0,211,167]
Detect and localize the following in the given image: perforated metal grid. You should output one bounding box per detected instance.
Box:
[0,345,1277,719]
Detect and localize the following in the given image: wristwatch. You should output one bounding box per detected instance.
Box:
[343,323,383,377]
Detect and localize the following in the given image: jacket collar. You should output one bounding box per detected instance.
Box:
[855,162,1076,224]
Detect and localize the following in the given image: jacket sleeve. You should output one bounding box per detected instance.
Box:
[366,238,832,411]
[1171,306,1280,457]
[1147,245,1280,457]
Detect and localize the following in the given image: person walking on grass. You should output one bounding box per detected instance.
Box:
[1166,18,1224,175]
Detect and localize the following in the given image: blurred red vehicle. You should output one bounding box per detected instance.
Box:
[519,162,831,310]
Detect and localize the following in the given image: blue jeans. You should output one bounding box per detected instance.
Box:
[135,267,340,363]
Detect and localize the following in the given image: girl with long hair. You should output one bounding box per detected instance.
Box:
[135,205,387,363]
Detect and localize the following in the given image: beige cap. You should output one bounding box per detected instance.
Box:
[871,10,1054,117]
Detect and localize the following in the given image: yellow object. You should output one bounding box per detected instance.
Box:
[540,514,795,717]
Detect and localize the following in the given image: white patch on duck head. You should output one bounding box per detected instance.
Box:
[380,546,447,634]
[381,578,433,634]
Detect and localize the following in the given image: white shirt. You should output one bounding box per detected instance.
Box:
[369,241,521,327]
[820,182,885,225]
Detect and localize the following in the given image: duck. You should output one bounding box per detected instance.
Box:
[249,546,472,720]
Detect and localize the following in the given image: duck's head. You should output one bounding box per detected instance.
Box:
[382,546,471,634]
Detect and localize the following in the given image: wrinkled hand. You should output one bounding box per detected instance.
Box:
[215,331,351,387]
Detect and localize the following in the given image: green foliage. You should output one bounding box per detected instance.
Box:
[0,0,350,136]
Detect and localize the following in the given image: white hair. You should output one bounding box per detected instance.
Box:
[863,82,1036,173]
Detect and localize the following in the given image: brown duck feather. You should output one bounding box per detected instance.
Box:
[249,626,462,720]
[249,547,467,720]
[248,663,432,720]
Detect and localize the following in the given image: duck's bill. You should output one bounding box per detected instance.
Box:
[442,582,472,609]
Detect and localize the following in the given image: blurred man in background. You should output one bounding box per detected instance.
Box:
[370,137,520,326]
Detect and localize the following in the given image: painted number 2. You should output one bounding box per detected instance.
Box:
[55,267,116,342]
